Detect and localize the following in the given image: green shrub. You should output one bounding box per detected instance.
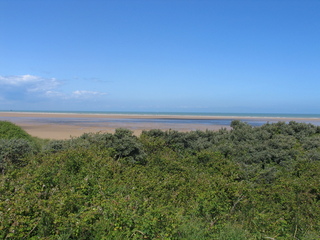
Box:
[78,129,146,164]
[42,139,69,153]
[0,138,35,172]
[0,121,34,141]
[217,224,250,240]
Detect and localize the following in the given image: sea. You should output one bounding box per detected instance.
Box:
[1,110,320,127]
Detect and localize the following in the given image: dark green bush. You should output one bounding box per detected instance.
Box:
[43,129,146,164]
[112,128,146,164]
[0,121,40,173]
[42,139,68,153]
[0,138,35,172]
[42,138,92,154]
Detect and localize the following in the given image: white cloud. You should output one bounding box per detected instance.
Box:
[44,90,107,99]
[0,74,42,85]
[72,90,107,98]
[44,90,66,98]
[0,74,108,101]
[0,74,61,92]
[28,78,60,92]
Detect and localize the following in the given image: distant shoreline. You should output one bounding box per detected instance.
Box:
[1,111,320,120]
[1,111,320,140]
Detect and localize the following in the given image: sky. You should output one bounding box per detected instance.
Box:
[0,0,320,114]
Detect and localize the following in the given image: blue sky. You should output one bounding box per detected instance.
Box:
[1,0,319,113]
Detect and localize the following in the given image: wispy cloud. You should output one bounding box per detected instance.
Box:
[0,74,108,101]
[27,79,60,93]
[73,76,112,83]
[0,74,40,85]
[72,90,107,98]
[44,90,66,98]
[0,74,60,92]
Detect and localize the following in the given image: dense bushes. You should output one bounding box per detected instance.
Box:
[0,139,35,172]
[43,128,146,164]
[0,121,39,173]
[1,120,320,239]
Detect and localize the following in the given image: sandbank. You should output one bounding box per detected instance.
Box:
[1,111,320,121]
[1,111,320,140]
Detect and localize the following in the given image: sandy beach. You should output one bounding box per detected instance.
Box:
[1,111,320,140]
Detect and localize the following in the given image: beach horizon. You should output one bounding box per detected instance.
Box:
[1,111,320,140]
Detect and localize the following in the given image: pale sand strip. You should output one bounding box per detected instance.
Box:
[2,111,320,120]
[0,112,230,139]
[18,123,229,140]
[1,112,320,140]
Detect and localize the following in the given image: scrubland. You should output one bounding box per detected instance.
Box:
[1,120,320,239]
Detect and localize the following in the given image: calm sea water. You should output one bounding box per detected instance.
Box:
[1,110,320,127]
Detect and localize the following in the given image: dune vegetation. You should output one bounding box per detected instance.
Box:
[1,120,320,239]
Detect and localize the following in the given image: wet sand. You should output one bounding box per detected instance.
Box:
[1,112,320,140]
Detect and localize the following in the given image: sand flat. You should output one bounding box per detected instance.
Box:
[2,111,320,120]
[1,111,320,140]
[0,112,229,139]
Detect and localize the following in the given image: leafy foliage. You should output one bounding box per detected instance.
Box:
[0,121,34,140]
[1,120,320,239]
[0,139,35,173]
[0,121,39,173]
[43,128,146,164]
